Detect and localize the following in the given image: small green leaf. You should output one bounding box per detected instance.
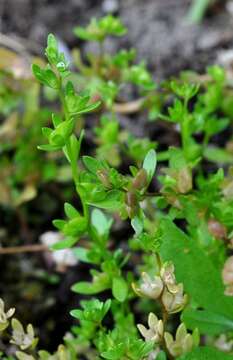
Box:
[51,237,77,250]
[204,146,233,164]
[37,144,61,152]
[63,217,87,237]
[42,127,53,138]
[87,190,124,210]
[72,281,109,295]
[131,216,143,235]
[143,149,157,183]
[32,64,59,89]
[52,113,62,127]
[73,247,90,263]
[53,219,66,230]
[50,119,74,147]
[112,277,128,302]
[64,202,80,219]
[83,156,103,173]
[91,209,112,236]
[77,100,101,114]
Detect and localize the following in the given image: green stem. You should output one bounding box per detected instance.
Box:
[202,131,210,154]
[187,0,212,24]
[58,79,88,219]
[181,98,190,157]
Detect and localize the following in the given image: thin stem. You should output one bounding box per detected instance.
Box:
[155,252,162,271]
[0,244,48,255]
[58,89,69,121]
[181,98,190,157]
[66,138,79,184]
[58,79,88,219]
[157,294,174,359]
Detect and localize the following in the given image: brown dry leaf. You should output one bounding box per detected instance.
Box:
[0,47,31,79]
[0,47,44,79]
[0,112,18,140]
[13,184,37,207]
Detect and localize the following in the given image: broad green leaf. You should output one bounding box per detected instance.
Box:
[178,346,233,360]
[160,219,233,319]
[112,277,128,302]
[156,351,167,360]
[182,308,233,335]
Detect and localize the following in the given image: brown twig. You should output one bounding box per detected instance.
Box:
[0,244,49,255]
[112,98,144,114]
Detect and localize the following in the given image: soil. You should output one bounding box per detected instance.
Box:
[1,0,233,80]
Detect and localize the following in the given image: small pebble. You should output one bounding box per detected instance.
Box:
[102,0,119,13]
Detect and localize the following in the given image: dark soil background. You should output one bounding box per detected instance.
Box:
[1,0,233,354]
[2,0,233,79]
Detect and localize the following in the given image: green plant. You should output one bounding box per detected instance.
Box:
[2,14,233,360]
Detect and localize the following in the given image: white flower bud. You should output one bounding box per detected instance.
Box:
[164,323,199,357]
[160,262,178,293]
[139,272,163,299]
[162,284,188,314]
[137,313,164,343]
[0,298,15,332]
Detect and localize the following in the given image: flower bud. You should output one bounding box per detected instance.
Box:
[177,167,192,194]
[215,334,233,352]
[160,262,177,293]
[164,324,199,357]
[222,256,233,296]
[132,272,163,300]
[137,313,163,343]
[161,283,188,314]
[208,219,227,239]
[132,169,148,190]
[0,298,15,332]
[10,319,38,350]
[97,169,111,188]
[125,191,139,218]
[222,181,233,199]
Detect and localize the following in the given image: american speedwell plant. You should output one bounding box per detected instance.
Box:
[2,14,233,360]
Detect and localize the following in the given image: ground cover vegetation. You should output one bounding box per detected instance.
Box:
[1,14,233,360]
